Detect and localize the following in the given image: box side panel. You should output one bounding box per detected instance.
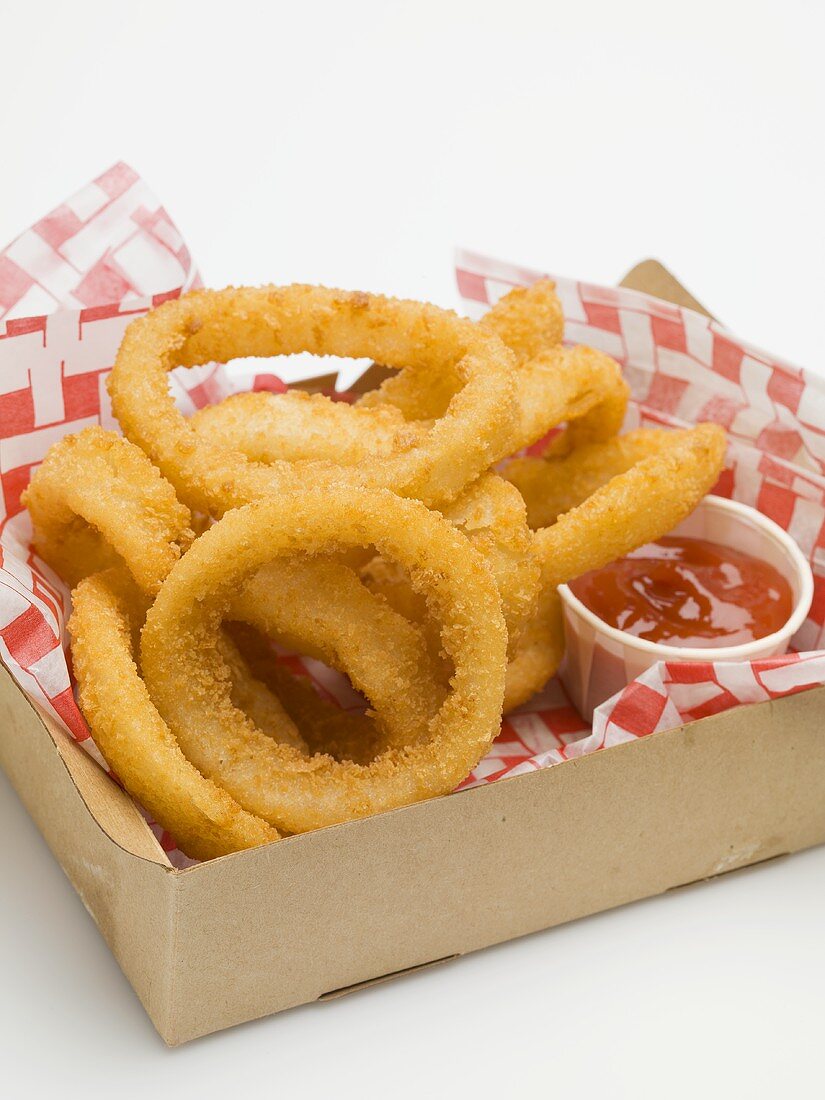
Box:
[0,666,179,1038]
[167,686,825,1044]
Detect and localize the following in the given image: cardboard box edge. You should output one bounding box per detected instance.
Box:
[162,685,825,1043]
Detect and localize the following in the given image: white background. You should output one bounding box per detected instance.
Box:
[1,1,824,1095]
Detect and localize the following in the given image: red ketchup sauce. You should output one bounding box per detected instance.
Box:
[568,535,794,648]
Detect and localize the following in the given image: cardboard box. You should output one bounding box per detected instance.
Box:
[1,262,823,1046]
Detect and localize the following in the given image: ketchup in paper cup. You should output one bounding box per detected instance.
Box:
[558,496,814,721]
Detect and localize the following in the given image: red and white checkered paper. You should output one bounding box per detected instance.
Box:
[1,165,823,866]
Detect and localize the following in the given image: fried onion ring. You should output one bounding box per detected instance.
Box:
[482,280,627,453]
[24,427,340,757]
[361,472,541,656]
[22,426,193,594]
[190,408,540,649]
[232,557,444,750]
[28,422,446,761]
[228,624,385,765]
[354,279,628,457]
[502,343,630,454]
[140,488,507,833]
[502,423,728,709]
[69,569,279,860]
[191,389,427,465]
[480,279,565,363]
[502,427,724,532]
[109,285,518,513]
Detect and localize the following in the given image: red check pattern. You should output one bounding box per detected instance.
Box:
[1,172,824,865]
[454,249,825,785]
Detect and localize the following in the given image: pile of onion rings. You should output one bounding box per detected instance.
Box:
[23,280,726,859]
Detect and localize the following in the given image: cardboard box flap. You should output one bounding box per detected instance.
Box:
[618,259,714,319]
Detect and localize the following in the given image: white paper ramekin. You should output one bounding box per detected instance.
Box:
[558,495,815,721]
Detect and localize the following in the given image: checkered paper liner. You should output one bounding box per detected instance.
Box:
[1,164,823,866]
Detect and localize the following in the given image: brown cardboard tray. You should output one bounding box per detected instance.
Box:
[1,261,823,1046]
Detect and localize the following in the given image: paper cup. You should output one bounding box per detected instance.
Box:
[558,495,815,721]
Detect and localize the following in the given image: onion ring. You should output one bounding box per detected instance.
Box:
[232,556,444,750]
[69,569,279,860]
[480,279,565,364]
[219,630,309,753]
[180,282,622,647]
[356,279,628,455]
[228,624,385,766]
[532,424,728,587]
[481,279,627,452]
[191,389,426,465]
[26,422,445,759]
[502,344,630,455]
[361,472,541,655]
[140,488,507,833]
[23,426,352,757]
[502,426,723,532]
[190,412,540,648]
[22,426,193,595]
[109,285,518,513]
[502,423,728,709]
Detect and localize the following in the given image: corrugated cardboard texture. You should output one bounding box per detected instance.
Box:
[0,260,822,1045]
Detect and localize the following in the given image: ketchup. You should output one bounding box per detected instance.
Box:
[568,536,793,648]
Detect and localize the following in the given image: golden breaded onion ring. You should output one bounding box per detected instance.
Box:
[191,389,426,465]
[502,423,728,710]
[109,285,518,513]
[190,409,540,649]
[27,424,446,761]
[25,427,309,752]
[22,426,193,595]
[482,280,628,453]
[22,425,407,760]
[181,282,621,648]
[22,422,453,732]
[360,472,542,656]
[533,424,728,588]
[196,398,543,651]
[228,624,386,766]
[356,280,628,455]
[69,569,279,860]
[504,427,720,531]
[502,343,629,455]
[480,279,565,363]
[140,488,508,834]
[233,557,444,750]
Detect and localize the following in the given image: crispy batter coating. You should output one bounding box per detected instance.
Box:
[69,569,279,860]
[219,630,308,753]
[533,424,728,587]
[362,472,542,658]
[355,278,628,459]
[22,427,193,594]
[191,390,426,464]
[26,425,315,752]
[481,279,565,363]
[229,624,385,765]
[503,424,728,708]
[233,557,445,750]
[504,343,629,454]
[109,285,518,513]
[503,426,724,532]
[140,489,507,834]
